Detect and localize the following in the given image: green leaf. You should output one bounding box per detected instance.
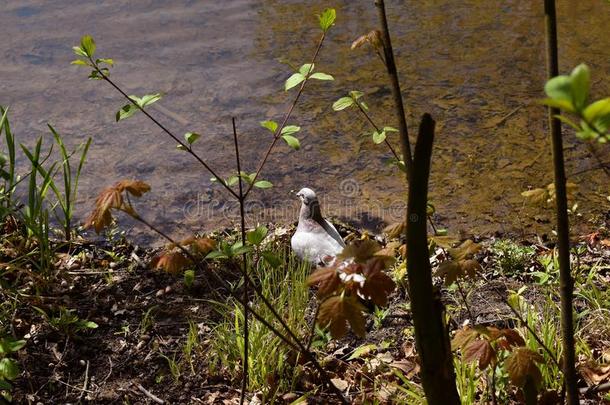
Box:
[254,180,273,189]
[348,344,377,360]
[318,8,336,32]
[247,225,268,245]
[569,63,590,111]
[541,98,575,113]
[176,144,188,151]
[231,243,252,256]
[544,75,572,102]
[227,175,239,186]
[0,358,19,381]
[71,59,89,66]
[260,120,278,133]
[80,35,96,57]
[184,132,200,145]
[83,321,98,329]
[116,104,139,121]
[205,250,228,260]
[281,125,301,136]
[184,269,195,288]
[96,58,114,66]
[299,63,315,76]
[72,46,87,57]
[553,114,580,130]
[0,339,26,354]
[285,73,305,91]
[372,130,386,144]
[261,250,282,268]
[584,98,610,122]
[349,90,364,100]
[309,72,334,81]
[0,379,12,390]
[282,135,301,150]
[139,93,162,107]
[383,126,398,133]
[333,97,355,111]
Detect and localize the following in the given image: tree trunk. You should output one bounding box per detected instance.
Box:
[406,114,461,405]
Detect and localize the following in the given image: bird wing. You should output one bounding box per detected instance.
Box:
[320,219,346,248]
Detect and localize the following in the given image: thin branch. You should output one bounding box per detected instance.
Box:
[233,118,249,405]
[544,0,578,402]
[89,60,239,200]
[374,0,413,181]
[244,33,327,199]
[354,100,401,161]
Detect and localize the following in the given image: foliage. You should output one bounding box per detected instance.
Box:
[308,240,396,339]
[0,336,26,401]
[542,64,610,143]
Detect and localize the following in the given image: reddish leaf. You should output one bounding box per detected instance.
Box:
[463,339,496,369]
[361,257,396,306]
[448,240,481,260]
[451,327,478,351]
[116,180,151,197]
[338,240,381,263]
[151,252,190,275]
[318,295,366,339]
[308,267,341,298]
[505,347,544,387]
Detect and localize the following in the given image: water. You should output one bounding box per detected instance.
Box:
[2,0,609,244]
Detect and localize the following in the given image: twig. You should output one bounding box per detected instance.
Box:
[579,381,610,395]
[89,60,238,200]
[244,32,327,199]
[78,360,90,401]
[374,0,413,181]
[233,118,249,405]
[354,100,400,161]
[544,0,578,402]
[456,279,474,323]
[134,383,165,404]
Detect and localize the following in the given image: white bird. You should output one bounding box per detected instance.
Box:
[291,187,345,265]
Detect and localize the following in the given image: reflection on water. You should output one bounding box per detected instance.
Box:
[2,0,609,244]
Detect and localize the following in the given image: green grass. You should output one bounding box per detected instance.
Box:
[207,247,311,401]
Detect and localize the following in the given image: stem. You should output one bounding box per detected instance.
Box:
[405,114,460,404]
[374,0,414,181]
[354,100,400,161]
[243,33,327,199]
[233,118,249,405]
[90,60,238,200]
[456,279,474,323]
[544,1,578,403]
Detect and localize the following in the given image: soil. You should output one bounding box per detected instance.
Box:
[3,226,610,404]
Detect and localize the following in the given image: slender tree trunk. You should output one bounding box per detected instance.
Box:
[543,1,579,403]
[406,114,460,405]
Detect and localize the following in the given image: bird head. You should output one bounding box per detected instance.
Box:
[296,187,318,206]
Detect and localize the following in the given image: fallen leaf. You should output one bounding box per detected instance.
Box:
[505,347,544,387]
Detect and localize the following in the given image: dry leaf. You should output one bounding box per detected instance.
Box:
[451,327,478,351]
[383,222,406,239]
[151,251,190,274]
[308,267,341,298]
[579,361,610,385]
[318,295,366,339]
[505,347,544,387]
[338,240,381,263]
[351,30,384,51]
[361,257,396,306]
[447,240,481,260]
[463,339,496,369]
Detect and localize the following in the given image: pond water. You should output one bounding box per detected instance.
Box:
[2,0,609,244]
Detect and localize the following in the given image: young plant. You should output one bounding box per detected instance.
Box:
[0,336,26,402]
[0,107,17,220]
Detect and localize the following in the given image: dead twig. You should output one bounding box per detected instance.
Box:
[134,383,165,404]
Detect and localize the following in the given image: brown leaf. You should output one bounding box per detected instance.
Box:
[189,237,217,255]
[351,30,384,52]
[116,180,151,197]
[361,257,396,306]
[398,244,407,259]
[307,267,341,298]
[151,251,190,274]
[521,188,548,205]
[505,347,544,387]
[578,361,610,385]
[84,186,122,233]
[451,327,478,351]
[383,222,406,239]
[463,339,496,369]
[338,240,381,263]
[376,241,401,258]
[447,240,482,260]
[318,295,366,339]
[435,259,480,286]
[497,328,526,348]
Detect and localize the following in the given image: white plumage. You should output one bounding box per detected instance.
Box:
[291,188,345,265]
